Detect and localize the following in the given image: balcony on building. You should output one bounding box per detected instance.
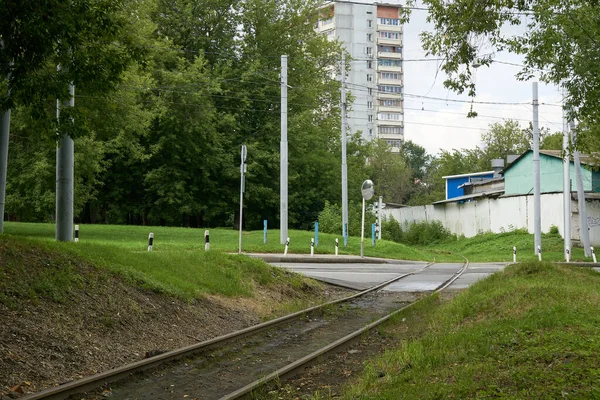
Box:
[377,58,403,73]
[377,50,402,59]
[377,105,402,113]
[377,119,404,127]
[378,78,403,86]
[377,23,403,32]
[317,17,335,32]
[376,85,403,100]
[376,32,402,46]
[376,112,404,125]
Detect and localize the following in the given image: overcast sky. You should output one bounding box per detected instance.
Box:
[398,3,563,156]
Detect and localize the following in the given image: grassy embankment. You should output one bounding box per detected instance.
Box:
[0,223,321,303]
[1,222,593,304]
[342,261,600,399]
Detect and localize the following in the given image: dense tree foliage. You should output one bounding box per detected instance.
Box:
[6,0,575,228]
[416,0,600,150]
[3,0,371,229]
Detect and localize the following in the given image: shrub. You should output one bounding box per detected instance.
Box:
[316,201,341,234]
[382,215,403,243]
[317,201,376,237]
[403,220,454,246]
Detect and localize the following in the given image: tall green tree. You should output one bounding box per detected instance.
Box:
[0,0,144,132]
[417,0,600,149]
[368,140,412,204]
[481,120,530,161]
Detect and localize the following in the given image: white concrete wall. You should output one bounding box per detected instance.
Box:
[382,193,600,246]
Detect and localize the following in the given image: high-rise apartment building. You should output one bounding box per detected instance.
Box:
[316,1,404,151]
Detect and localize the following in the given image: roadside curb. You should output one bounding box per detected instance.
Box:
[245,253,427,265]
[556,261,600,268]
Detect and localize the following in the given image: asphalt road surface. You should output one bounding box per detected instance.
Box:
[269,260,508,291]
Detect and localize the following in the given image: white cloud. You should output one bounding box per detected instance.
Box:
[402,8,563,156]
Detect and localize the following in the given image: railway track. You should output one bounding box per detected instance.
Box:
[23,259,468,400]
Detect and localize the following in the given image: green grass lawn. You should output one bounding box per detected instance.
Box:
[0,223,317,301]
[343,261,600,399]
[2,221,439,260]
[3,222,594,264]
[2,222,595,302]
[423,229,592,263]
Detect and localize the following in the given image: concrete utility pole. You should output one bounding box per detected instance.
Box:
[56,83,75,242]
[377,196,383,240]
[562,86,571,261]
[239,144,247,254]
[532,82,542,255]
[341,52,349,246]
[280,55,288,244]
[0,40,11,234]
[0,107,10,234]
[571,121,592,257]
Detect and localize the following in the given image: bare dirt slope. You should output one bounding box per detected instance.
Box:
[0,238,344,398]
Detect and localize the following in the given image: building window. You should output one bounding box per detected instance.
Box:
[368,114,373,122]
[366,47,372,55]
[367,74,373,82]
[379,99,401,107]
[367,33,372,41]
[320,18,334,27]
[379,72,402,80]
[378,45,402,54]
[377,85,403,93]
[378,112,403,121]
[378,31,401,40]
[378,58,403,67]
[368,88,373,95]
[367,60,372,69]
[369,128,373,136]
[367,19,372,28]
[367,101,373,109]
[377,17,400,26]
[380,126,404,135]
[386,139,403,148]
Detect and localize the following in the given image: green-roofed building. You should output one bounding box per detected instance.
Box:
[503,150,600,195]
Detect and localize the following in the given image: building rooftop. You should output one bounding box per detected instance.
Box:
[503,149,597,173]
[442,171,495,180]
[432,190,504,205]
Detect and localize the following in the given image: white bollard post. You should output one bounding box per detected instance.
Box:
[566,247,570,263]
[204,230,210,251]
[74,225,79,243]
[592,247,597,263]
[537,245,542,261]
[284,237,290,256]
[148,233,154,252]
[310,238,314,257]
[335,238,339,256]
[513,246,516,263]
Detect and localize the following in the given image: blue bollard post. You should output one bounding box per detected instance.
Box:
[343,223,348,247]
[371,223,376,246]
[263,220,267,245]
[315,221,319,247]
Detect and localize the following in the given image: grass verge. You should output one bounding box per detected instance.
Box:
[343,261,600,399]
[423,229,590,262]
[3,222,595,266]
[0,230,316,303]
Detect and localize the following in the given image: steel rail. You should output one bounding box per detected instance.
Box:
[220,259,469,400]
[22,261,434,400]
